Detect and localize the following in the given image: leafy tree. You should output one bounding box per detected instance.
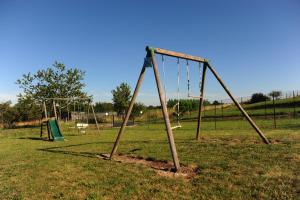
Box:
[16,62,87,102]
[249,93,270,104]
[269,91,282,99]
[0,101,18,128]
[131,102,146,117]
[167,99,211,115]
[14,96,42,121]
[94,102,113,113]
[212,100,221,105]
[111,82,132,115]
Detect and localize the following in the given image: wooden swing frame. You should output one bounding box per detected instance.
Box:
[109,46,270,172]
[40,97,100,140]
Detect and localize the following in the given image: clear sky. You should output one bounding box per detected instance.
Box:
[0,0,299,105]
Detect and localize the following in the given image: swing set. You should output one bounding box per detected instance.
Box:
[40,97,100,140]
[109,46,270,172]
[161,54,203,130]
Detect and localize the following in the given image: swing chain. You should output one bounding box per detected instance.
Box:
[177,58,180,116]
[199,62,203,90]
[161,55,167,105]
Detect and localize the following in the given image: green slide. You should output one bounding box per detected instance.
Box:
[48,119,64,141]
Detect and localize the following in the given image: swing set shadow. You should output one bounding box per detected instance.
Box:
[37,139,194,159]
[109,46,271,172]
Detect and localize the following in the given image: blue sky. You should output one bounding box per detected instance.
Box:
[0,0,299,105]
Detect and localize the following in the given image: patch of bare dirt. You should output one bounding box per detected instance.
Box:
[98,154,200,179]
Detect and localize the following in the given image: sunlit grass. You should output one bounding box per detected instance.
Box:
[0,119,299,199]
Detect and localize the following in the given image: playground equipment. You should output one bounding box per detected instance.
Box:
[72,99,93,133]
[161,56,181,129]
[40,100,64,141]
[110,46,270,172]
[40,97,100,140]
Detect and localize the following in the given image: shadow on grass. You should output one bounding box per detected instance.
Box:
[18,136,50,141]
[37,139,196,159]
[37,141,110,158]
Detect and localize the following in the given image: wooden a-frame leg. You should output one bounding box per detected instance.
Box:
[91,104,100,133]
[206,62,270,144]
[150,51,181,172]
[196,63,207,140]
[110,65,147,158]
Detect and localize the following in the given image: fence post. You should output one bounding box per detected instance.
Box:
[293,90,296,119]
[221,100,224,120]
[214,104,217,130]
[264,98,267,119]
[272,95,276,128]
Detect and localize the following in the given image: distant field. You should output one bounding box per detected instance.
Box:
[0,118,299,199]
[201,96,300,118]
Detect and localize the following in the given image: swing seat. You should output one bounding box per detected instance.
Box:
[76,123,89,133]
[171,125,182,130]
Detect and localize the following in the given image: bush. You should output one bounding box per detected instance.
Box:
[1,104,18,128]
[249,93,270,104]
[269,91,282,99]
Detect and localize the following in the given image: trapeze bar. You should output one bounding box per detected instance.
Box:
[146,46,206,63]
[188,95,203,99]
[44,97,91,101]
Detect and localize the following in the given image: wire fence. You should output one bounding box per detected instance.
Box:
[139,89,300,130]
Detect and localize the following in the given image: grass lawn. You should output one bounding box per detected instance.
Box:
[0,119,299,199]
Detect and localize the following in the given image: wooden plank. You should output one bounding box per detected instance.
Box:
[150,51,181,172]
[152,47,206,63]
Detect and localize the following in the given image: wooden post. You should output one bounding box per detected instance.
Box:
[53,100,58,120]
[41,101,48,138]
[73,101,76,122]
[91,104,100,133]
[40,122,43,138]
[47,121,51,140]
[206,62,270,144]
[196,63,207,140]
[67,104,69,122]
[43,101,48,119]
[87,102,90,124]
[110,65,147,158]
[149,49,180,171]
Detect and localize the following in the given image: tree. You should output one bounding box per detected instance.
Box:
[212,100,221,105]
[94,102,113,113]
[14,96,41,121]
[0,101,18,128]
[249,93,270,104]
[269,91,282,99]
[111,82,132,115]
[131,102,146,117]
[16,62,87,102]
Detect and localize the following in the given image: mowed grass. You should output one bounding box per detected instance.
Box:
[0,119,299,199]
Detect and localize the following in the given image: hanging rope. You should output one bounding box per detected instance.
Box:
[176,58,180,125]
[186,60,191,97]
[198,62,203,91]
[162,55,167,105]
